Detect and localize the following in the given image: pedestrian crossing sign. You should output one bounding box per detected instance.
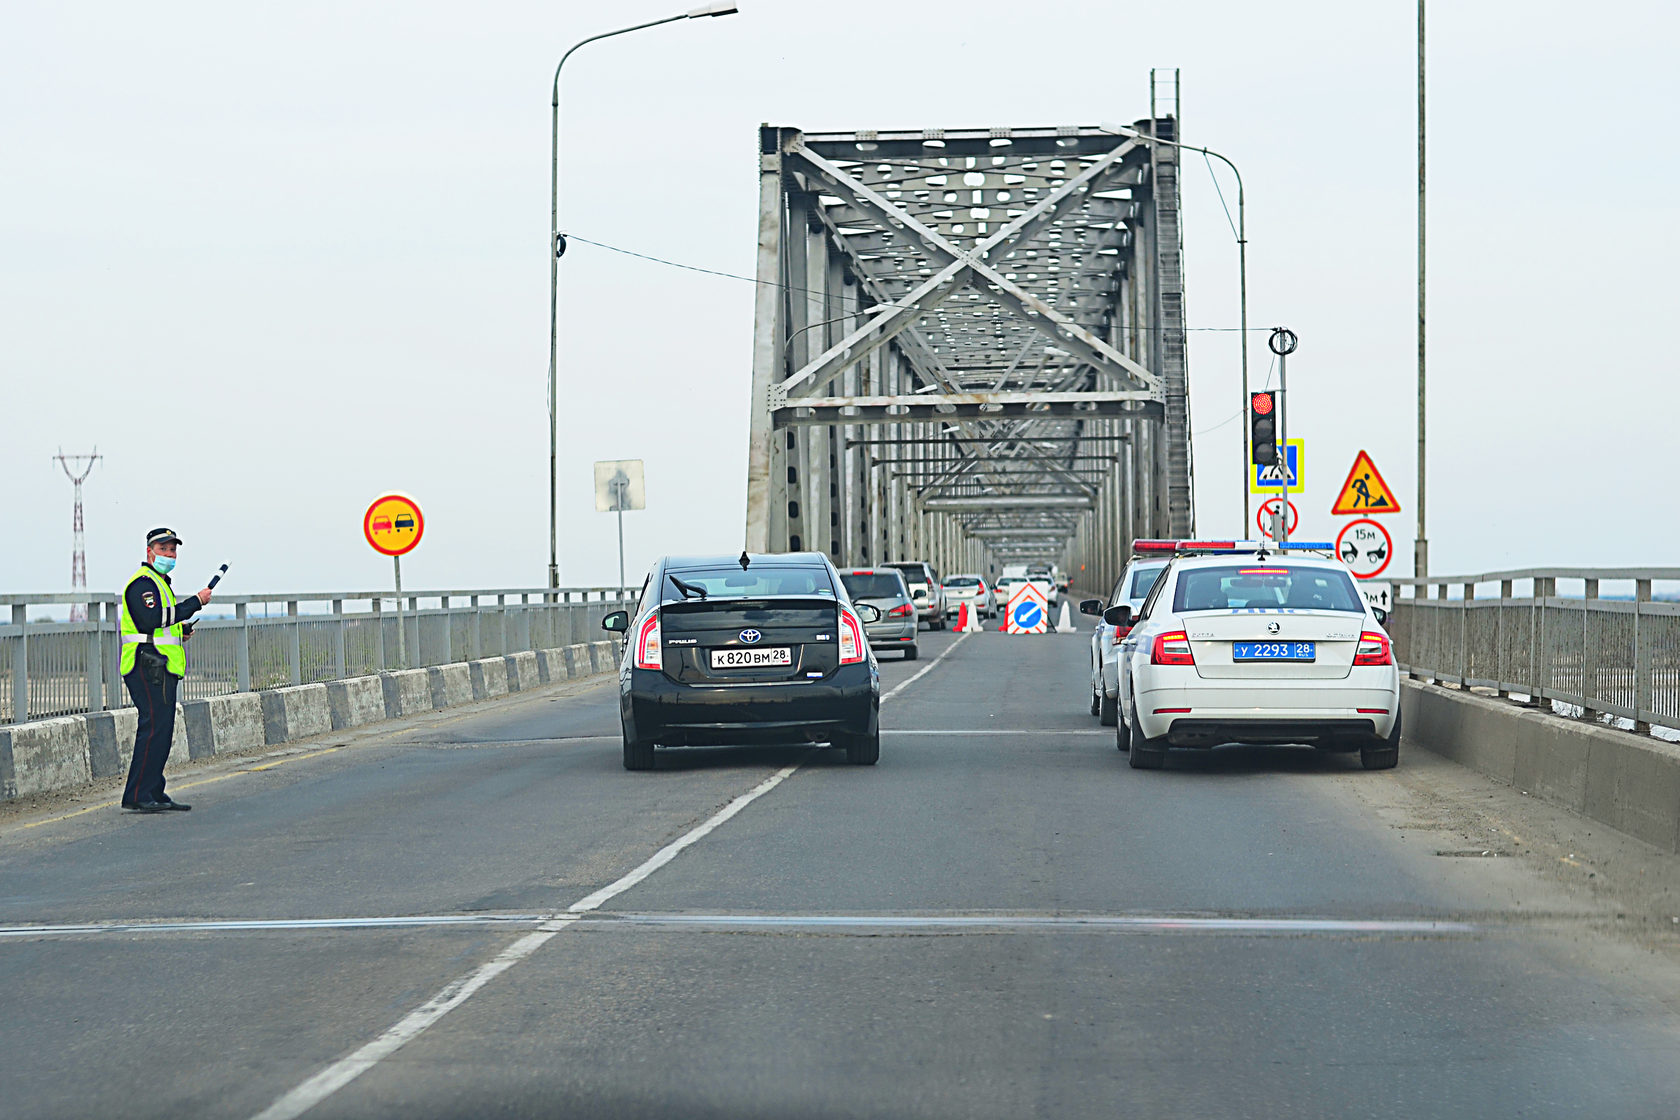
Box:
[1249,440,1304,494]
[1331,450,1401,515]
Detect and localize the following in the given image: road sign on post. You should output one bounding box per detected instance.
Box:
[1336,518,1394,579]
[1004,582,1049,635]
[364,493,423,670]
[1249,440,1304,494]
[594,460,646,606]
[1256,498,1299,540]
[1331,450,1401,515]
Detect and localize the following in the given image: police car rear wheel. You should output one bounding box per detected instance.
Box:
[1098,691,1118,727]
[1127,695,1168,769]
[1361,709,1402,771]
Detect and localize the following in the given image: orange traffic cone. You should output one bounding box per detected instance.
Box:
[955,601,970,631]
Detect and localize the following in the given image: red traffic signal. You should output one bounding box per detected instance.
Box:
[1249,392,1279,466]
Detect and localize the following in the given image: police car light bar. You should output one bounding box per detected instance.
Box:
[1133,539,1336,555]
[1133,540,1239,553]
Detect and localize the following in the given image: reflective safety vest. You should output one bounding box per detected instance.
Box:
[120,566,186,678]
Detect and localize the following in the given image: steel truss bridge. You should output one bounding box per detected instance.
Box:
[744,95,1194,595]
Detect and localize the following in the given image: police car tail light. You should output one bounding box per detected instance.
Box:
[1151,630,1195,666]
[635,612,662,670]
[838,608,867,664]
[1353,631,1393,667]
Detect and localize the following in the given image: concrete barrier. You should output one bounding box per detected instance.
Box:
[535,648,563,684]
[0,716,92,799]
[469,658,508,701]
[2,644,620,805]
[1402,680,1680,853]
[260,684,332,746]
[505,651,538,692]
[326,676,385,730]
[84,705,194,776]
[85,710,130,779]
[380,669,432,719]
[426,664,473,710]
[182,694,265,757]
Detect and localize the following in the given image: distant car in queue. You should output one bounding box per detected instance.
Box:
[941,573,996,621]
[601,553,882,771]
[884,561,946,630]
[838,568,919,660]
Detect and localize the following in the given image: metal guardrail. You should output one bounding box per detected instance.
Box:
[2,587,634,724]
[1388,568,1680,734]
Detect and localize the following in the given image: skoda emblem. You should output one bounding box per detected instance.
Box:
[1266,621,1281,635]
[739,629,762,644]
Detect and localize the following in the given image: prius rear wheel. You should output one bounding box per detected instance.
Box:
[622,733,656,771]
[842,727,880,766]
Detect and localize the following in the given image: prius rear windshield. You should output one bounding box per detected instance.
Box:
[1172,565,1365,613]
[664,567,834,602]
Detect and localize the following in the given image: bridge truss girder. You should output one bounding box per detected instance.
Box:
[744,118,1193,592]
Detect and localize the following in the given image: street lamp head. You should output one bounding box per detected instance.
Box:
[685,2,738,16]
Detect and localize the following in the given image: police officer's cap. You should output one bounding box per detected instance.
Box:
[146,527,183,547]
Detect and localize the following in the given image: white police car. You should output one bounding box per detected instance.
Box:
[1110,540,1401,771]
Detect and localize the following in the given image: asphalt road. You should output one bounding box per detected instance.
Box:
[4,626,1680,1119]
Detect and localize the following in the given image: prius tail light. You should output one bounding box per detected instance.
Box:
[635,612,662,669]
[1354,631,1393,666]
[1151,630,1195,666]
[838,607,867,664]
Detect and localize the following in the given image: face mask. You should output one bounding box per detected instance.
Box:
[152,554,176,574]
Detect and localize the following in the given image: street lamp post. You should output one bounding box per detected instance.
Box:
[547,3,739,588]
[1099,123,1249,526]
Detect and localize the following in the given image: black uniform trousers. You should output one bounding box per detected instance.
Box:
[122,666,179,806]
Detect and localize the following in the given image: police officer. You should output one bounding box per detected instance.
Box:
[120,528,214,812]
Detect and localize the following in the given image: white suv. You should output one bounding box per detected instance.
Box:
[1111,547,1401,771]
[885,561,946,631]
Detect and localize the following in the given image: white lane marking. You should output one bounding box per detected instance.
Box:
[882,632,970,701]
[0,914,547,939]
[2,909,1485,943]
[250,763,800,1120]
[596,913,1481,935]
[882,729,1102,736]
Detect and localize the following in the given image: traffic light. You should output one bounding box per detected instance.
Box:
[1250,391,1278,466]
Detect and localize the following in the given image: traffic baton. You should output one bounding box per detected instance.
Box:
[207,563,229,590]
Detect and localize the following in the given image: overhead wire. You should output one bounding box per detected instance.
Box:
[565,233,1268,333]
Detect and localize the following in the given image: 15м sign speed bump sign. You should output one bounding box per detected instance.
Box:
[364,493,424,556]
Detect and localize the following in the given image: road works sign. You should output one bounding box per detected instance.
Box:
[1331,450,1401,516]
[1249,439,1305,494]
[1004,582,1049,634]
[1336,518,1393,579]
[363,493,424,556]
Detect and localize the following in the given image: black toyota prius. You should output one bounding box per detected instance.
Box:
[601,552,882,770]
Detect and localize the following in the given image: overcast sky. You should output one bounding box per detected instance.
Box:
[4,0,1676,600]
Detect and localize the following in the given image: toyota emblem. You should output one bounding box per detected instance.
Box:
[1266,621,1281,635]
[739,629,762,644]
